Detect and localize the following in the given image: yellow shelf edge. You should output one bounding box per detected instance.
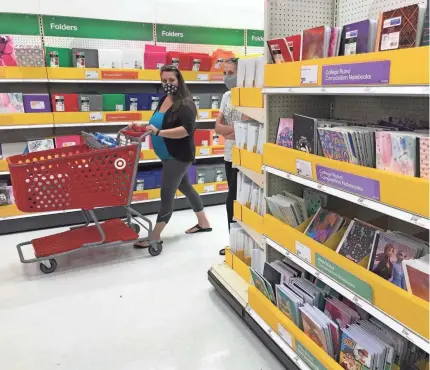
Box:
[264,214,430,344]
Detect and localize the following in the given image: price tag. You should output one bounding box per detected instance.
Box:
[85,70,99,79]
[321,88,327,93]
[295,241,311,264]
[199,147,210,156]
[357,197,366,205]
[197,74,209,81]
[198,111,210,119]
[296,159,312,178]
[352,295,363,307]
[204,184,215,193]
[278,324,293,347]
[317,184,324,191]
[300,65,318,85]
[364,87,372,93]
[287,88,293,93]
[314,270,321,278]
[89,112,103,121]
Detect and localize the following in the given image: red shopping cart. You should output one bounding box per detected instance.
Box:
[7,126,162,274]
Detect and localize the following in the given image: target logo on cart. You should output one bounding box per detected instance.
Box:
[114,158,127,170]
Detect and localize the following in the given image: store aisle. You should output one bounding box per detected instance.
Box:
[0,205,283,370]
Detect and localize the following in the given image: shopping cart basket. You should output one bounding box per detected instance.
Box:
[7,126,162,274]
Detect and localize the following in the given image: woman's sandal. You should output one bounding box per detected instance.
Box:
[185,224,213,234]
[134,240,163,249]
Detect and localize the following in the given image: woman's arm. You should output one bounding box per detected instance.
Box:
[158,126,188,139]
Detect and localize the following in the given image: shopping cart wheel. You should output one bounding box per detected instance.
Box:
[148,242,163,257]
[129,223,141,234]
[39,259,57,274]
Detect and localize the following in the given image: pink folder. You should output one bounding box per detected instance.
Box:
[144,52,167,70]
[145,44,166,52]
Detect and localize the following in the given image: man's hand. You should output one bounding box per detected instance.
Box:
[224,131,235,140]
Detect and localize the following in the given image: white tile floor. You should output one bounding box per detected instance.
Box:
[0,205,284,370]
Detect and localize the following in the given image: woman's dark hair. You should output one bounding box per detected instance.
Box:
[160,65,193,112]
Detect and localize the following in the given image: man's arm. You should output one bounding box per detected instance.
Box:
[215,112,234,136]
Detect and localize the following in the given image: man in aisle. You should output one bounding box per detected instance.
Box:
[215,58,242,256]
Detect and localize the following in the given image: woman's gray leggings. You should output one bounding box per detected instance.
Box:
[157,159,204,224]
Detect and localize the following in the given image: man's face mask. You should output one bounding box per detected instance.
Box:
[224,74,237,90]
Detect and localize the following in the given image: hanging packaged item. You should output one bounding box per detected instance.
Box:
[210,49,235,72]
[149,93,164,111]
[189,53,212,71]
[78,94,103,112]
[125,93,151,111]
[166,52,193,70]
[98,49,123,69]
[45,47,72,67]
[102,94,126,112]
[15,47,44,67]
[122,49,144,69]
[144,45,167,70]
[71,48,99,68]
[23,94,51,113]
[51,94,79,112]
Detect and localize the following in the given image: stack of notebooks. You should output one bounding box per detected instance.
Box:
[275,114,430,178]
[253,257,428,368]
[229,224,257,265]
[369,230,429,294]
[236,172,264,216]
[265,191,308,227]
[234,120,264,155]
[265,187,331,225]
[336,219,383,264]
[267,3,429,63]
[304,207,346,244]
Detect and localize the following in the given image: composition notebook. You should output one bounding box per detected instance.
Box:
[267,38,293,64]
[340,19,377,55]
[302,26,330,60]
[378,4,427,51]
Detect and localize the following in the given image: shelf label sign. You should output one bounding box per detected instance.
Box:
[316,165,380,201]
[101,70,138,80]
[216,182,229,192]
[295,241,312,263]
[296,341,327,370]
[106,112,142,121]
[278,324,293,347]
[315,254,373,302]
[301,65,318,85]
[322,61,391,85]
[156,24,245,46]
[296,159,313,178]
[247,30,264,47]
[212,147,225,155]
[132,192,149,201]
[42,16,153,41]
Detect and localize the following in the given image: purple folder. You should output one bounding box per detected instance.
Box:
[23,94,52,113]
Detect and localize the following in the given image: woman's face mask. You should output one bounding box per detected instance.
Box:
[162,82,178,95]
[224,74,237,90]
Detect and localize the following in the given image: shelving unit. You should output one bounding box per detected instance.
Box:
[209,0,430,368]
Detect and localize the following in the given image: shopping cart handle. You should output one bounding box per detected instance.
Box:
[119,125,151,139]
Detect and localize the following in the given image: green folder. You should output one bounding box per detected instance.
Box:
[102,94,126,112]
[45,47,72,67]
